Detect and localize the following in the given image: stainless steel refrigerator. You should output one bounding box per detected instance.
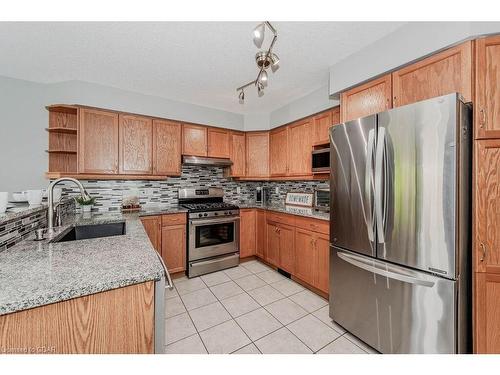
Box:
[329,93,471,354]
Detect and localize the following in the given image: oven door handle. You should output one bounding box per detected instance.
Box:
[189,217,240,226]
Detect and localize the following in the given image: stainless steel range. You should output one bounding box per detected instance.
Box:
[179,188,240,278]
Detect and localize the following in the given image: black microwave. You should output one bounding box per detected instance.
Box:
[312,148,330,173]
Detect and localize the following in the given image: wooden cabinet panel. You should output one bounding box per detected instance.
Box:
[119,114,153,175]
[240,209,256,258]
[229,131,246,177]
[140,215,161,252]
[294,216,329,235]
[475,36,500,139]
[315,233,330,294]
[266,212,296,227]
[153,119,181,176]
[161,224,186,273]
[208,128,230,158]
[392,41,472,107]
[288,119,312,176]
[269,127,289,176]
[294,228,315,286]
[475,140,500,273]
[161,213,187,226]
[341,74,392,122]
[313,107,340,145]
[256,209,266,258]
[278,223,295,274]
[246,132,269,178]
[182,124,207,156]
[78,108,119,174]
[266,222,280,266]
[475,273,500,353]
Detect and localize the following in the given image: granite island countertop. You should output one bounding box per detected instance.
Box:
[238,202,330,221]
[0,207,187,316]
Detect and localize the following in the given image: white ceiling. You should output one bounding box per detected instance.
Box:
[0,22,405,114]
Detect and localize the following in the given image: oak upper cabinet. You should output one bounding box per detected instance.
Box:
[208,127,230,158]
[475,35,500,139]
[240,209,256,258]
[475,273,500,353]
[246,132,269,178]
[78,108,119,174]
[288,119,312,176]
[161,222,186,274]
[341,74,392,122]
[315,233,330,293]
[140,215,161,252]
[475,140,500,274]
[392,41,472,107]
[256,209,266,258]
[229,131,246,177]
[295,228,316,286]
[119,114,153,175]
[269,127,289,176]
[313,107,340,145]
[182,124,207,157]
[266,222,280,266]
[152,119,182,176]
[278,223,295,274]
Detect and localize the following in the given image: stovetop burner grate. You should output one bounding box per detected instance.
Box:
[181,202,239,212]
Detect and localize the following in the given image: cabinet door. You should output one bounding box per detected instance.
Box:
[153,119,181,176]
[475,273,500,353]
[475,140,500,273]
[392,41,472,107]
[313,107,340,145]
[246,132,269,177]
[208,128,230,158]
[341,74,392,122]
[161,224,186,273]
[78,108,119,174]
[256,210,266,258]
[269,127,289,176]
[119,114,153,175]
[182,124,207,156]
[475,36,500,139]
[229,131,246,177]
[278,224,295,274]
[266,222,280,266]
[240,209,256,258]
[140,215,161,252]
[288,119,312,176]
[294,228,315,286]
[315,233,330,294]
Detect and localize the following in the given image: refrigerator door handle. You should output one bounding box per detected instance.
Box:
[337,250,435,288]
[364,129,376,242]
[374,127,386,243]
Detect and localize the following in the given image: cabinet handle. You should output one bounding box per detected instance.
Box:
[479,109,486,128]
[393,96,397,107]
[386,97,390,108]
[480,242,487,262]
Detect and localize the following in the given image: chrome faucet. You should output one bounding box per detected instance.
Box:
[47,177,91,234]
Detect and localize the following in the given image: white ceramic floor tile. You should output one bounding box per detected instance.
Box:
[257,270,286,284]
[344,332,379,353]
[232,343,261,354]
[220,292,260,318]
[175,277,207,295]
[235,308,282,341]
[254,327,312,354]
[234,274,267,291]
[312,305,346,334]
[209,280,245,300]
[188,301,232,332]
[165,285,179,300]
[200,320,251,354]
[165,312,197,345]
[165,296,187,318]
[241,261,272,274]
[224,266,252,280]
[270,278,305,296]
[317,336,366,354]
[247,284,285,306]
[165,334,207,354]
[289,290,328,313]
[200,270,231,287]
[286,315,341,352]
[180,288,217,311]
[265,298,308,325]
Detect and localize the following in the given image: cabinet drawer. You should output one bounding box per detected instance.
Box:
[266,212,296,226]
[294,216,329,235]
[162,213,187,226]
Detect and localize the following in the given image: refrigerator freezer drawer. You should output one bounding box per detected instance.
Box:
[330,247,458,353]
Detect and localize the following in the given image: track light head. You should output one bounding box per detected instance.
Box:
[257,82,264,97]
[238,90,245,104]
[259,70,268,87]
[253,23,265,48]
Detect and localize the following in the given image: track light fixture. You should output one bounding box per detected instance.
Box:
[236,21,279,104]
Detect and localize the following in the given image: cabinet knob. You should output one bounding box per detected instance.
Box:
[480,242,487,262]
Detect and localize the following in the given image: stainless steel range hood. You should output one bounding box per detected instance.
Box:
[182,155,233,167]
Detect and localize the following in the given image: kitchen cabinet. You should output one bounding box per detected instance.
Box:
[229,131,246,177]
[266,222,280,266]
[295,228,316,286]
[240,209,256,258]
[78,108,119,174]
[475,272,500,353]
[288,119,312,176]
[313,107,340,145]
[315,233,330,293]
[208,128,230,158]
[392,41,472,107]
[246,132,269,178]
[182,124,207,157]
[140,215,161,252]
[161,224,186,274]
[256,209,266,258]
[475,35,500,139]
[153,119,182,176]
[341,74,392,123]
[119,114,153,175]
[277,223,295,274]
[269,127,289,176]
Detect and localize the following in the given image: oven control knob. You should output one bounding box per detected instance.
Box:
[225,211,230,215]
[204,213,208,217]
[198,213,203,218]
[214,212,218,216]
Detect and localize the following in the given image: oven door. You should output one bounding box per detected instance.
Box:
[189,217,240,261]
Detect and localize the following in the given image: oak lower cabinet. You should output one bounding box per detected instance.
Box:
[119,114,153,175]
[240,209,256,258]
[266,222,280,266]
[269,127,289,176]
[153,119,182,176]
[315,233,330,293]
[277,224,295,274]
[246,132,269,178]
[256,209,266,258]
[207,127,230,158]
[182,123,207,157]
[140,215,161,252]
[475,273,500,353]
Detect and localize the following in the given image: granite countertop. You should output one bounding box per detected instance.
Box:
[238,202,330,221]
[0,208,187,316]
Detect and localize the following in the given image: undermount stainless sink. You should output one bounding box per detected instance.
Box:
[52,222,126,243]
